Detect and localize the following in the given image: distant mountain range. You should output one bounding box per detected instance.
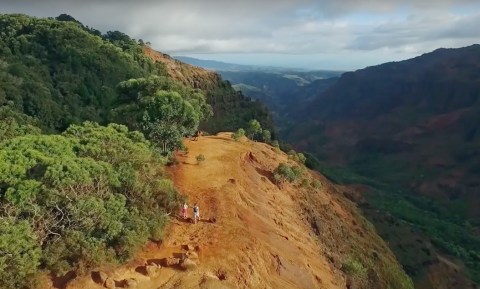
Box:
[175,56,345,129]
[287,44,480,288]
[174,56,306,72]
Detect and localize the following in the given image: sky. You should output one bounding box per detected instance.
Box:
[1,0,480,70]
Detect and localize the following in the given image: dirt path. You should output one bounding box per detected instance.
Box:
[64,133,344,289]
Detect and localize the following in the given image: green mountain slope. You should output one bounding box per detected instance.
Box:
[0,14,273,135]
[0,13,275,289]
[288,45,480,288]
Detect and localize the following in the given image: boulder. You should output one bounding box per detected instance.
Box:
[164,257,180,267]
[186,251,199,260]
[92,271,109,284]
[99,271,108,284]
[146,265,158,277]
[180,258,198,271]
[104,277,115,289]
[125,278,138,288]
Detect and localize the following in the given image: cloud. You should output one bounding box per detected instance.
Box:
[1,0,479,69]
[346,11,480,54]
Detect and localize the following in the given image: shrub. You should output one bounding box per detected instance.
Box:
[262,129,271,143]
[0,122,181,283]
[287,150,307,164]
[297,153,306,164]
[291,166,304,179]
[288,150,297,159]
[300,178,310,188]
[311,180,322,189]
[232,128,245,141]
[342,257,368,279]
[196,154,205,164]
[271,140,281,152]
[273,163,298,183]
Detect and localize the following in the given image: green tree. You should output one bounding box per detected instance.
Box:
[232,128,245,141]
[262,129,271,143]
[141,91,200,154]
[246,119,262,140]
[271,140,280,150]
[0,122,181,284]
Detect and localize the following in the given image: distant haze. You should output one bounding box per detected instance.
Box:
[2,0,480,70]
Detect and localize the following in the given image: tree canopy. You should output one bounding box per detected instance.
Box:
[0,122,181,288]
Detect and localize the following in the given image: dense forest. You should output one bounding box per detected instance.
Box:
[0,14,272,289]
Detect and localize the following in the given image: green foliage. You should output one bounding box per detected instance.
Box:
[0,122,181,286]
[308,154,480,285]
[0,14,168,132]
[342,257,368,279]
[273,163,302,183]
[0,13,267,149]
[287,150,306,164]
[232,128,245,141]
[369,191,480,283]
[261,129,271,143]
[141,91,199,153]
[0,103,41,141]
[311,179,322,189]
[246,119,262,140]
[296,153,306,164]
[300,178,310,188]
[200,81,274,136]
[0,218,41,289]
[379,264,415,289]
[271,140,280,152]
[196,154,205,164]
[112,76,212,155]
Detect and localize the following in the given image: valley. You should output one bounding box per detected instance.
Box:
[183,47,480,288]
[0,10,479,289]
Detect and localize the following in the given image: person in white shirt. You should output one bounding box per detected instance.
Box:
[192,203,200,224]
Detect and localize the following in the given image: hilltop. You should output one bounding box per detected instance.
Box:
[55,133,412,289]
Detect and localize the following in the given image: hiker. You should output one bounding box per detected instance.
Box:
[182,202,188,219]
[192,203,200,224]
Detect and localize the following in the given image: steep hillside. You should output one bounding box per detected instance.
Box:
[287,44,480,287]
[0,14,163,131]
[216,70,341,131]
[144,48,274,134]
[55,133,412,289]
[0,14,272,135]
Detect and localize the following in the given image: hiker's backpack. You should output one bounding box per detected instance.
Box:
[193,206,198,213]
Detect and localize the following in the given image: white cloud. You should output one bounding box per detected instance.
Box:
[1,0,479,69]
